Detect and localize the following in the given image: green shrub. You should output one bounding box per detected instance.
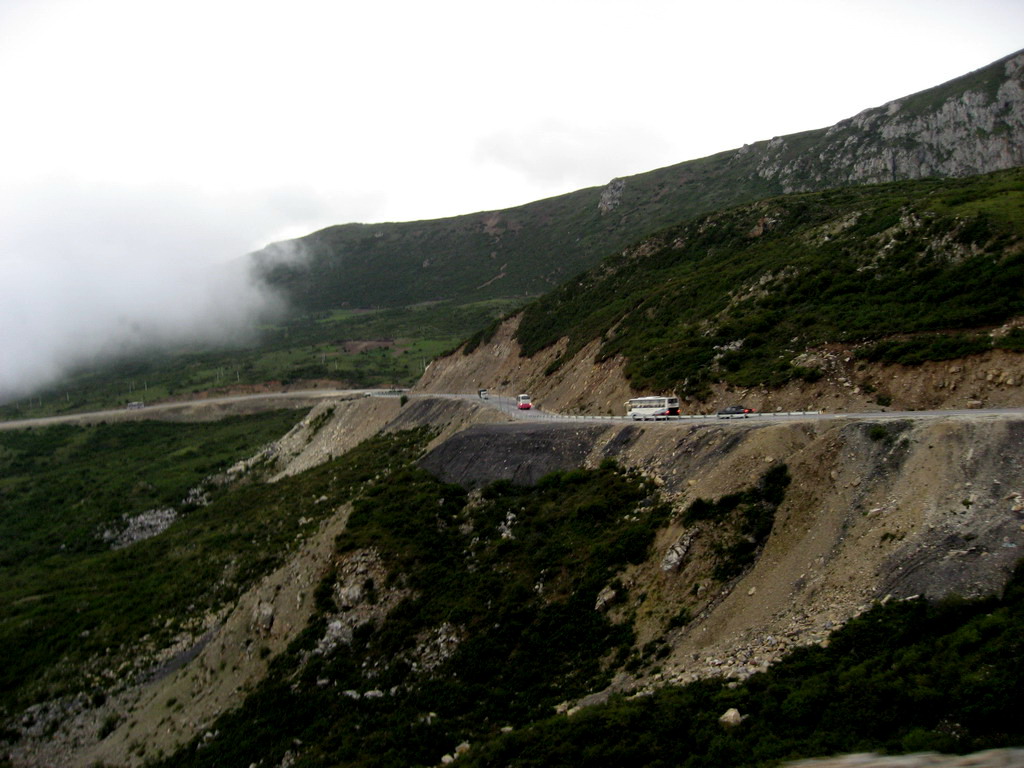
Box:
[995,327,1024,352]
[858,333,993,366]
[97,714,121,740]
[684,466,790,582]
[668,607,692,629]
[868,425,891,442]
[795,366,824,383]
[462,316,503,355]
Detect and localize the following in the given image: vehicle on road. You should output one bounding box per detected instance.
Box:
[627,396,681,420]
[717,405,754,418]
[517,394,533,410]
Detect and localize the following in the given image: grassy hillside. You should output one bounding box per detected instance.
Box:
[0,298,517,420]
[0,411,326,713]
[134,435,1024,768]
[458,576,1024,767]
[9,51,1020,416]
[253,50,1022,313]
[514,168,1024,399]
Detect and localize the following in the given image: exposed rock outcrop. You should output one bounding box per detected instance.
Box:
[100,507,179,549]
[754,52,1024,192]
[598,178,625,213]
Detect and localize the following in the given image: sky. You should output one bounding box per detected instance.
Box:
[0,0,1022,401]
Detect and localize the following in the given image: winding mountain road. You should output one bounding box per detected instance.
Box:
[426,392,1024,423]
[2,388,1023,432]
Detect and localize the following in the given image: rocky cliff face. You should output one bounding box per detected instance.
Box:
[751,51,1024,192]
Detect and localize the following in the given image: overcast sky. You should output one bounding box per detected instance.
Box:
[1,0,1022,401]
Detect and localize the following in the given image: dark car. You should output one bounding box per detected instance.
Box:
[717,405,754,418]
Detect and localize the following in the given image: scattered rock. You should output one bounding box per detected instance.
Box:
[661,532,696,572]
[252,602,275,635]
[719,708,744,728]
[595,585,618,611]
[100,508,178,549]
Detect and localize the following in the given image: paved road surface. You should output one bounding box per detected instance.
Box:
[2,389,1023,431]
[0,389,371,431]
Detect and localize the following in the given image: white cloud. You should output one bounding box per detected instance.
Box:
[0,183,292,399]
[476,121,673,189]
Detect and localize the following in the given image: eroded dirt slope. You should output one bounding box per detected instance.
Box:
[415,314,1024,416]
[418,410,1024,692]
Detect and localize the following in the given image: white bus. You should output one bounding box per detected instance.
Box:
[625,396,680,420]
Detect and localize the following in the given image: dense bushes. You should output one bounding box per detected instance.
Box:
[858,333,995,365]
[996,327,1024,352]
[156,458,670,768]
[516,169,1024,398]
[856,325,1024,366]
[460,562,1024,768]
[683,465,790,581]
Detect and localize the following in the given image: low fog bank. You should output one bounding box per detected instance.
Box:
[0,184,318,403]
[0,255,283,403]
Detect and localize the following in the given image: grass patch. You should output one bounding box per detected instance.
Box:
[0,420,432,714]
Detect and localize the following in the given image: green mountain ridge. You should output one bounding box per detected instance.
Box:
[9,50,1020,417]
[253,49,1024,314]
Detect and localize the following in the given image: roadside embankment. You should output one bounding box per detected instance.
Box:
[415,314,1024,416]
[415,410,1024,692]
